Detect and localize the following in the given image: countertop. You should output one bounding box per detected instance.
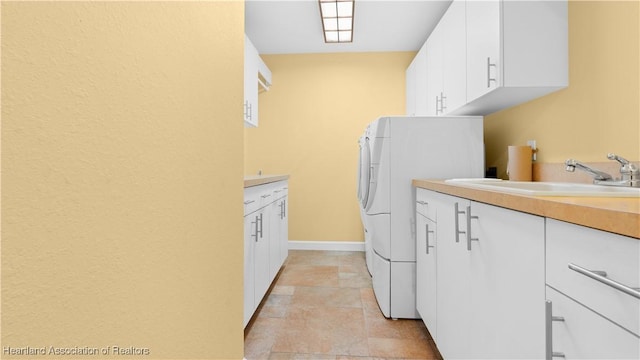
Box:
[413,179,640,239]
[244,174,289,188]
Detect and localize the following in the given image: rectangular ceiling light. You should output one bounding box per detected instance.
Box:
[319,0,354,43]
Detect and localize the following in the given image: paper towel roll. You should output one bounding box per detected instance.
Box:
[507,146,532,181]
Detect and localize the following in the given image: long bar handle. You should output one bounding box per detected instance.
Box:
[252,215,259,242]
[545,301,566,360]
[425,223,435,255]
[454,203,465,243]
[466,206,479,251]
[568,263,640,299]
[244,199,255,205]
[257,213,263,239]
[441,91,447,111]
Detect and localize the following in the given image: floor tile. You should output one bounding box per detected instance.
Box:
[245,251,442,360]
[271,285,296,296]
[291,286,362,308]
[270,353,337,359]
[277,265,339,287]
[367,337,438,359]
[244,317,285,359]
[272,306,369,356]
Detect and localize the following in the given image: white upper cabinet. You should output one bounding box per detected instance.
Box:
[244,34,272,127]
[465,0,501,103]
[439,0,467,114]
[461,0,568,115]
[423,0,466,116]
[406,42,427,116]
[424,24,442,116]
[406,0,568,116]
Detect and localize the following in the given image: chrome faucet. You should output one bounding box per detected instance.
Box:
[607,153,639,183]
[565,153,639,187]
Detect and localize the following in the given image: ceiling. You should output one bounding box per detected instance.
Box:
[245,0,453,54]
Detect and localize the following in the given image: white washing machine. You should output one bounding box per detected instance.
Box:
[357,133,373,275]
[357,116,484,319]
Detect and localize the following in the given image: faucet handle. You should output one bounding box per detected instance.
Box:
[607,153,629,165]
[608,153,639,178]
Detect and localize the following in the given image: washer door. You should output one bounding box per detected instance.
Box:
[358,137,371,209]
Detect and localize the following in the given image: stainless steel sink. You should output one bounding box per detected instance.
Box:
[445,179,640,197]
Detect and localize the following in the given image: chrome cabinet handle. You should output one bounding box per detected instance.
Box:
[256,213,263,239]
[251,215,259,242]
[279,200,286,219]
[545,301,566,360]
[425,223,435,255]
[487,57,497,88]
[568,263,640,299]
[244,101,253,120]
[466,206,479,251]
[244,199,255,205]
[454,203,465,243]
[441,92,447,111]
[261,194,271,198]
[416,200,428,205]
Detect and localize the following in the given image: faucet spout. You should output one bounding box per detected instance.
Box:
[564,159,613,181]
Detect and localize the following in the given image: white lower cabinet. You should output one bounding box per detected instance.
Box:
[244,180,289,327]
[417,187,640,359]
[546,287,639,359]
[467,200,545,359]
[416,189,545,359]
[416,192,437,336]
[546,219,640,359]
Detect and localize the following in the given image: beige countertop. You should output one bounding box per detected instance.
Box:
[244,174,289,188]
[413,179,640,239]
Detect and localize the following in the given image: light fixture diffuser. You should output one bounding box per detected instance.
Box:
[319,0,354,43]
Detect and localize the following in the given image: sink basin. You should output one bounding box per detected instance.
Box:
[445,179,640,197]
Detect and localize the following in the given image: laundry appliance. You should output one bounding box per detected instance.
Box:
[357,116,484,319]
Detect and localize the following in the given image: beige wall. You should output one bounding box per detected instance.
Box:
[245,52,413,242]
[2,2,244,359]
[485,1,640,178]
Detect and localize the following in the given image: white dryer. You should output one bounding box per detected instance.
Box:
[357,116,484,319]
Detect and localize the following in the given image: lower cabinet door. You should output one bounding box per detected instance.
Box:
[547,287,640,359]
[254,208,270,306]
[416,211,437,336]
[243,213,256,327]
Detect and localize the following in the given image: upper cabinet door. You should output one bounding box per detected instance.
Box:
[405,54,417,116]
[440,0,467,114]
[244,34,259,127]
[414,43,429,116]
[425,25,443,116]
[465,0,501,103]
[406,41,428,116]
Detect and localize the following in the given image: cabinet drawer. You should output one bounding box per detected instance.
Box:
[546,219,640,335]
[547,287,639,359]
[416,188,438,221]
[272,180,288,200]
[244,185,263,216]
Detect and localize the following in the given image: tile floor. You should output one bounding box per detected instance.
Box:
[244,250,443,360]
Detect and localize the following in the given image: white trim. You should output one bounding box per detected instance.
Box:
[288,240,365,252]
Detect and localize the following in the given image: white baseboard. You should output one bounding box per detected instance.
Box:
[288,240,365,252]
